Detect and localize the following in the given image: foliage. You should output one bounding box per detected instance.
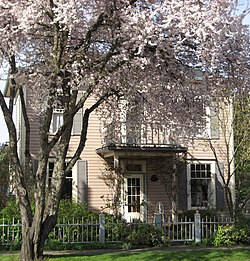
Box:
[234,97,250,215]
[57,200,98,221]
[0,198,20,221]
[0,199,96,222]
[123,223,167,247]
[212,225,250,246]
[44,240,110,251]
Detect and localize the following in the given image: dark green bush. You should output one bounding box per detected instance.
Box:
[0,198,20,221]
[0,199,97,222]
[123,223,167,247]
[212,224,250,246]
[57,200,95,221]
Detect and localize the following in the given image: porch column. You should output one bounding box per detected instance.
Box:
[114,154,124,217]
[172,162,177,221]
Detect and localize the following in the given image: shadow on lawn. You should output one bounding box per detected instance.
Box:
[44,249,250,261]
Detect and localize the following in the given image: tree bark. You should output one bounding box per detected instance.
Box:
[20,227,34,261]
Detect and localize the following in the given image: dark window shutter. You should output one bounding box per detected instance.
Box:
[77,160,88,203]
[33,159,39,173]
[177,161,187,210]
[73,93,83,135]
[215,162,225,210]
[210,106,219,139]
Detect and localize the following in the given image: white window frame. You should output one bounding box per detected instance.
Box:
[187,161,216,210]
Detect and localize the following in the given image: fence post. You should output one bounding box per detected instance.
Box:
[99,213,105,243]
[154,213,162,230]
[194,211,201,243]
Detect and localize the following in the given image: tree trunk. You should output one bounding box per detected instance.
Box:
[20,215,57,260]
[20,232,45,261]
[20,224,35,261]
[225,185,234,219]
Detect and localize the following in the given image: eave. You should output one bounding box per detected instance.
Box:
[96,144,188,159]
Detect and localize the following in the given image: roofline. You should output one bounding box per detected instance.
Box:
[96,144,188,158]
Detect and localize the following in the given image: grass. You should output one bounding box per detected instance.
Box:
[1,248,250,261]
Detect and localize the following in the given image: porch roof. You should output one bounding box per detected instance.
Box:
[96,144,187,159]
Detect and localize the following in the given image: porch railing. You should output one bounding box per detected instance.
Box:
[102,122,175,146]
[0,212,234,246]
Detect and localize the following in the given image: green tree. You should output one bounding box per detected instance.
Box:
[234,97,250,215]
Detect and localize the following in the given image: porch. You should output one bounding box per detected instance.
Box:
[96,144,188,222]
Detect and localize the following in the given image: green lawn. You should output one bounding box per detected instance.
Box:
[1,248,250,261]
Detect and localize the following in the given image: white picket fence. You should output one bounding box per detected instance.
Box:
[0,213,233,246]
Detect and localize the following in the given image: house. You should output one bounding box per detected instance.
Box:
[4,80,234,222]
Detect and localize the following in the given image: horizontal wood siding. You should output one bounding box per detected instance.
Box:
[146,160,171,220]
[23,89,232,213]
[69,97,109,212]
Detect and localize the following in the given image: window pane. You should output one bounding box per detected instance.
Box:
[190,163,212,208]
[61,178,72,199]
[127,178,141,213]
[191,179,210,207]
[126,164,142,172]
[206,164,211,177]
[51,113,63,132]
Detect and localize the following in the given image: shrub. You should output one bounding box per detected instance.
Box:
[57,200,99,221]
[123,223,166,247]
[0,198,20,221]
[0,199,94,222]
[212,224,250,246]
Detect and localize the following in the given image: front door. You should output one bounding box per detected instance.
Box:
[124,174,144,222]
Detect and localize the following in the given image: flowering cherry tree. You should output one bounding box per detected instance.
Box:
[0,0,249,260]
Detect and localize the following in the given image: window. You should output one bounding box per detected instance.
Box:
[127,177,141,213]
[196,105,219,139]
[48,161,72,199]
[187,162,215,209]
[50,110,64,133]
[126,164,142,172]
[49,91,83,135]
[50,91,65,133]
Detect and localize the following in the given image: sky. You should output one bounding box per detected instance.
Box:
[0,0,250,144]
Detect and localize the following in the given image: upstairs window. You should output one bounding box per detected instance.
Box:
[50,90,65,133]
[49,91,83,134]
[50,111,64,133]
[196,105,219,139]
